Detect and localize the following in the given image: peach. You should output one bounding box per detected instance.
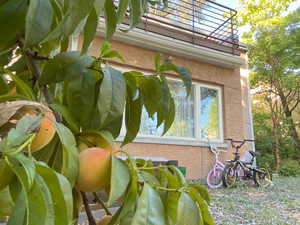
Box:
[97,215,112,225]
[30,109,56,152]
[0,102,56,152]
[78,134,117,153]
[76,148,111,192]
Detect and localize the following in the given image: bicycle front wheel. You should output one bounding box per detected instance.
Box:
[254,166,272,187]
[222,164,237,188]
[207,167,223,188]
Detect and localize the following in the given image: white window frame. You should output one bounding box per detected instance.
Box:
[115,66,225,147]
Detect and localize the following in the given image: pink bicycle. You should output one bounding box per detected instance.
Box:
[206,143,227,188]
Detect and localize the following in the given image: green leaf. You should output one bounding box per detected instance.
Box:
[50,104,79,133]
[131,183,166,225]
[15,115,41,135]
[7,154,36,190]
[82,7,98,54]
[36,163,73,225]
[170,166,187,186]
[98,65,126,129]
[107,156,130,206]
[158,168,180,223]
[6,157,55,225]
[104,0,117,40]
[7,190,26,225]
[154,53,161,71]
[138,171,160,186]
[0,76,8,95]
[40,51,94,85]
[94,0,106,15]
[189,183,211,205]
[117,0,129,24]
[0,187,14,218]
[138,76,162,117]
[0,160,14,191]
[156,75,172,130]
[66,71,96,128]
[100,41,111,56]
[177,192,201,225]
[0,94,30,102]
[123,71,139,98]
[10,74,36,100]
[189,188,213,225]
[0,0,27,51]
[6,115,41,148]
[43,0,96,42]
[102,50,125,61]
[159,62,192,96]
[129,0,143,28]
[25,0,54,47]
[109,157,138,225]
[54,122,79,186]
[122,94,142,146]
[163,97,175,135]
[28,174,55,225]
[176,66,192,96]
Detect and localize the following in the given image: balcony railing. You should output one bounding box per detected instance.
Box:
[125,0,240,55]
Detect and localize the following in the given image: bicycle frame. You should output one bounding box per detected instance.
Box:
[211,151,225,174]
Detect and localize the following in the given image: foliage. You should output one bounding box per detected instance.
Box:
[278,160,300,177]
[246,5,300,170]
[0,0,213,225]
[238,0,297,40]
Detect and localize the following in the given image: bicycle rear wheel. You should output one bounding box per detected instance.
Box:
[222,164,237,188]
[254,166,272,187]
[207,167,223,188]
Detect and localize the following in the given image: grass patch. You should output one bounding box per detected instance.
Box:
[209,177,300,225]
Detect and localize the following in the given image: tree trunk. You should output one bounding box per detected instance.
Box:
[272,121,281,170]
[278,90,300,151]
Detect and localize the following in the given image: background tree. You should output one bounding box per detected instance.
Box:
[240,0,300,173]
[0,0,213,225]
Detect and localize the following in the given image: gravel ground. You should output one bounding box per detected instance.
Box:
[209,176,300,225]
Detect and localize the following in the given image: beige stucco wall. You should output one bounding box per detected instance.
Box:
[81,36,250,179]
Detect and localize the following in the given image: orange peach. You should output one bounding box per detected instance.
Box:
[97,215,112,225]
[76,148,111,192]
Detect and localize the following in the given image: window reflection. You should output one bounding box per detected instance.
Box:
[200,87,220,139]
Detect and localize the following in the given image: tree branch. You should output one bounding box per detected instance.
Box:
[93,192,112,216]
[17,39,61,121]
[81,191,96,225]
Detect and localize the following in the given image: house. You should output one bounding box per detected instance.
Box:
[73,0,254,179]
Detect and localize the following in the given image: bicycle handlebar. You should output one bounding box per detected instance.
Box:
[225,138,255,150]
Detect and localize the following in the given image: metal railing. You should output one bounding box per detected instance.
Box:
[130,0,240,55]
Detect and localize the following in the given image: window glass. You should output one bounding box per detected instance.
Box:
[200,87,220,139]
[139,80,195,138]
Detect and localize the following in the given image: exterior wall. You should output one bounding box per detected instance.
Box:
[80,36,250,179]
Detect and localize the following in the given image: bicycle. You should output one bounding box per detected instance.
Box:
[206,140,227,188]
[222,138,272,188]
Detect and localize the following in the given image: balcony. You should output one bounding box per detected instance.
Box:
[97,0,243,67]
[132,0,239,55]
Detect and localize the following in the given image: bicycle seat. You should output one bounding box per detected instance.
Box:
[249,151,260,157]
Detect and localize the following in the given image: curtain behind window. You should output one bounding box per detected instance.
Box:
[139,80,195,138]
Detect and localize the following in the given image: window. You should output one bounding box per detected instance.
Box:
[139,80,195,138]
[200,86,221,139]
[139,79,223,141]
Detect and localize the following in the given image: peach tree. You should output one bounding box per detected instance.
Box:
[0,0,214,225]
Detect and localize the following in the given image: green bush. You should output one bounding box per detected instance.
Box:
[278,160,300,177]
